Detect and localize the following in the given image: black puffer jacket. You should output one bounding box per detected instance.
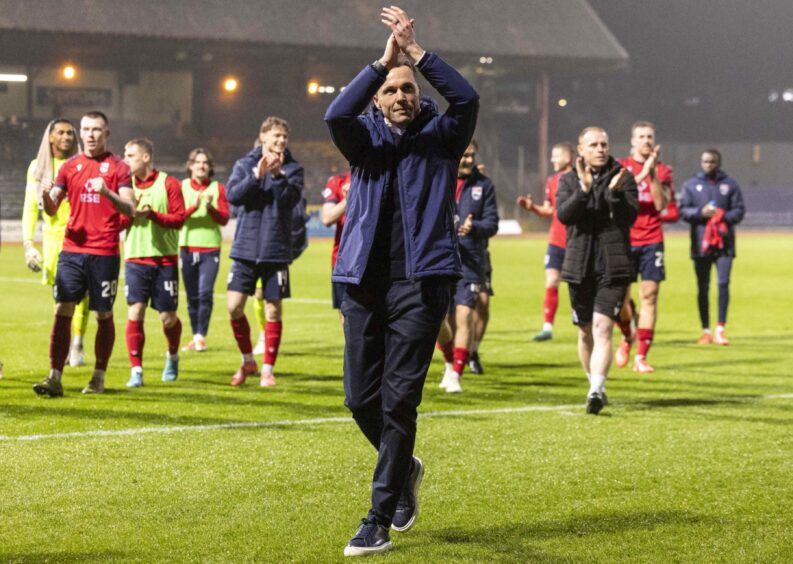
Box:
[556,157,639,284]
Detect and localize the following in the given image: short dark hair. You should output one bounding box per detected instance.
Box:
[82,110,109,126]
[703,148,722,163]
[50,118,73,129]
[126,137,154,159]
[186,147,215,179]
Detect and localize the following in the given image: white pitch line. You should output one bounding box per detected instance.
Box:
[0,404,579,443]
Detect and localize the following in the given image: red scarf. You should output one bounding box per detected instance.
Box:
[701,208,727,254]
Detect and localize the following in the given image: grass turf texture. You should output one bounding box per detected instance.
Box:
[1,233,793,562]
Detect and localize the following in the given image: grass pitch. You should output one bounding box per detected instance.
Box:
[1,233,793,562]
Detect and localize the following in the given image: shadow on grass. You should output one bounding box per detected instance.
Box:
[414,510,712,557]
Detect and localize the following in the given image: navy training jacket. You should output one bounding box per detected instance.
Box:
[324,52,479,284]
[456,169,499,282]
[679,170,745,258]
[226,147,304,264]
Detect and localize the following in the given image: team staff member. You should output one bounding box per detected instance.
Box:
[226,117,303,388]
[34,111,135,397]
[556,127,638,415]
[518,141,574,341]
[180,148,230,352]
[614,121,672,373]
[122,138,186,387]
[680,149,745,345]
[22,119,88,367]
[325,6,478,556]
[438,140,498,393]
[321,169,352,318]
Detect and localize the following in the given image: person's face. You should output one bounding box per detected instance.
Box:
[631,126,656,158]
[49,122,75,156]
[550,147,573,172]
[259,126,289,154]
[458,144,476,177]
[190,153,211,182]
[701,152,720,175]
[80,116,109,155]
[124,144,150,177]
[578,130,610,169]
[374,65,420,127]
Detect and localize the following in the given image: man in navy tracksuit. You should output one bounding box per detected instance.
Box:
[225,117,304,388]
[437,141,499,393]
[680,149,745,345]
[324,6,478,557]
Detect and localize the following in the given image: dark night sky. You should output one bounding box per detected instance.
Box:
[589,0,793,96]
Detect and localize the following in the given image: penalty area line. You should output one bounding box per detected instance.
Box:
[0,404,579,443]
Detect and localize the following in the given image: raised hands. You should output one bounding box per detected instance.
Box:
[516,194,534,210]
[380,6,423,63]
[608,168,629,192]
[256,150,285,179]
[576,157,593,193]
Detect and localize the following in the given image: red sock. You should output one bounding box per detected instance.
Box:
[265,321,283,366]
[452,347,469,377]
[95,317,115,371]
[230,315,253,354]
[436,341,454,364]
[543,287,559,324]
[637,328,654,358]
[163,318,182,356]
[126,320,145,368]
[617,318,633,340]
[50,314,72,372]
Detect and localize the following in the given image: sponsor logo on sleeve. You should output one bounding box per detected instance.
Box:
[100,162,109,174]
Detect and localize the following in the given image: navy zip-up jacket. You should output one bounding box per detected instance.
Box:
[457,169,499,282]
[680,169,745,258]
[226,147,304,264]
[324,52,479,284]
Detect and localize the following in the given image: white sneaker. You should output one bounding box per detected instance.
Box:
[68,344,85,367]
[444,371,462,394]
[439,365,455,389]
[252,333,265,355]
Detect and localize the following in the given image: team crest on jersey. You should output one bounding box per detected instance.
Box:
[719,183,730,195]
[100,162,109,174]
[77,164,83,172]
[321,188,332,198]
[471,186,483,200]
[696,184,703,192]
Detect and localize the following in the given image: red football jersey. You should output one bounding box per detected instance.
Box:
[619,156,673,246]
[545,172,567,249]
[322,171,351,268]
[54,152,132,255]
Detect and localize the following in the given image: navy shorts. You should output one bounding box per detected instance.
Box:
[568,275,628,326]
[631,242,665,282]
[228,259,290,300]
[483,252,495,296]
[125,262,179,312]
[54,251,120,312]
[454,279,482,309]
[332,281,347,309]
[545,244,565,271]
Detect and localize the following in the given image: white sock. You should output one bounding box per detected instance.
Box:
[702,328,712,334]
[716,325,725,333]
[589,374,606,394]
[167,351,178,361]
[131,366,142,375]
[194,333,204,341]
[258,330,266,341]
[243,353,254,364]
[444,362,453,373]
[543,322,553,332]
[72,336,83,347]
[263,363,274,373]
